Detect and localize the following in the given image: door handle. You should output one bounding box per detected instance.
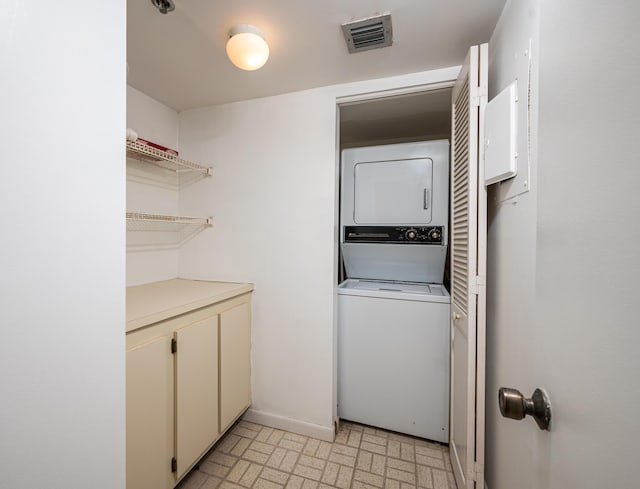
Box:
[424,188,430,210]
[498,387,552,431]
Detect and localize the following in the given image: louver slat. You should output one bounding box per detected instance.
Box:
[452,75,471,312]
[342,14,393,53]
[351,23,385,48]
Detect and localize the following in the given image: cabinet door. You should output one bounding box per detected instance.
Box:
[126,336,174,489]
[175,315,219,479]
[220,302,252,431]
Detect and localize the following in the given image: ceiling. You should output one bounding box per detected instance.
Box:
[127,0,506,111]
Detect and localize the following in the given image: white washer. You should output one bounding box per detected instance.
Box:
[337,279,450,442]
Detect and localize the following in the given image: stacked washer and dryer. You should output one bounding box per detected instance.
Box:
[337,140,451,443]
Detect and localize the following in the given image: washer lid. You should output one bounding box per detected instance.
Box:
[338,279,451,303]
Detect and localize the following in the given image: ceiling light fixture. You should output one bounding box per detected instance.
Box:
[226,24,270,71]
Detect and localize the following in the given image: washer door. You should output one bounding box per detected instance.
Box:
[353,157,433,224]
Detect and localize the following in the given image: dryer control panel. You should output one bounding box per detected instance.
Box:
[344,226,444,244]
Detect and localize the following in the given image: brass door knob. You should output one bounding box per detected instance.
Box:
[498,387,552,431]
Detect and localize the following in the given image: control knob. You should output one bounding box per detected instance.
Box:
[405,228,418,240]
[428,229,441,241]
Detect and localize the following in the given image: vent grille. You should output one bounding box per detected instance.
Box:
[342,14,393,53]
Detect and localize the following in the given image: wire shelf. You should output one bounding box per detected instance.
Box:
[126,212,213,232]
[126,140,213,176]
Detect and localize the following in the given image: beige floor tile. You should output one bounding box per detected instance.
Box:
[234,426,259,439]
[386,467,416,485]
[243,449,270,464]
[218,482,244,489]
[255,479,285,489]
[360,441,387,456]
[336,465,354,489]
[328,451,356,467]
[239,420,264,432]
[280,439,305,452]
[386,458,415,473]
[416,465,433,489]
[284,432,309,444]
[178,470,208,489]
[180,420,454,489]
[280,451,300,472]
[400,444,415,462]
[347,430,363,447]
[431,470,449,489]
[219,435,242,454]
[286,474,304,489]
[384,479,400,489]
[292,463,323,481]
[321,461,340,485]
[201,476,223,489]
[362,434,387,446]
[354,469,384,487]
[302,479,319,489]
[201,461,232,478]
[371,454,386,476]
[357,451,372,471]
[207,452,238,468]
[251,440,277,455]
[226,460,250,483]
[268,430,286,446]
[416,455,444,470]
[316,442,332,460]
[231,438,252,457]
[266,447,287,468]
[239,463,262,487]
[386,441,401,459]
[261,467,291,485]
[256,427,276,443]
[304,438,321,456]
[298,454,327,470]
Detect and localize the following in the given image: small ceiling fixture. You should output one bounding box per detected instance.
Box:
[150,0,175,14]
[226,24,270,71]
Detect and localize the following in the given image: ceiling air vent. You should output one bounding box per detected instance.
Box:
[342,14,393,54]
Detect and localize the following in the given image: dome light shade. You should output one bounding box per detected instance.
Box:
[226,24,270,71]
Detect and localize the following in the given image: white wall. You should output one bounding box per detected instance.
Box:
[0,2,125,489]
[126,86,180,286]
[178,67,460,439]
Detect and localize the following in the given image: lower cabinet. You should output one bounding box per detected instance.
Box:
[126,293,252,489]
[175,315,219,479]
[126,335,174,489]
[220,301,252,431]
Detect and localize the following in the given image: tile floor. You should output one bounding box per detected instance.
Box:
[177,420,456,489]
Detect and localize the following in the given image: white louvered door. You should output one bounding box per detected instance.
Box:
[449,44,488,489]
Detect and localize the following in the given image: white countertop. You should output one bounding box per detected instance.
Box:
[126,278,254,333]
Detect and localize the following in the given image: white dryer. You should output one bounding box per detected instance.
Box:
[340,140,450,283]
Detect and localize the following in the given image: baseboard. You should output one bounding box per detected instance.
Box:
[243,408,335,442]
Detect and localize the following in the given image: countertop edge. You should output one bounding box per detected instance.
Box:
[126,280,254,333]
